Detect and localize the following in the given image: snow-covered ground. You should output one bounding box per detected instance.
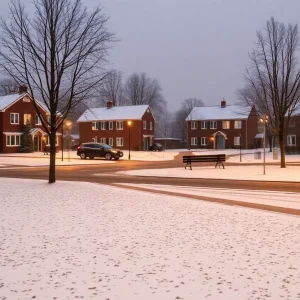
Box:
[1,178,300,300]
[0,150,178,165]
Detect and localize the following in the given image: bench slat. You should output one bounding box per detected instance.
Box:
[183,154,226,170]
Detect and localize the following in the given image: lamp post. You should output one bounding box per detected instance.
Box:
[61,121,64,161]
[66,121,72,162]
[260,114,268,175]
[240,134,242,162]
[128,121,132,160]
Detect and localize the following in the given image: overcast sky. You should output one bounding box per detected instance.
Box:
[1,0,300,111]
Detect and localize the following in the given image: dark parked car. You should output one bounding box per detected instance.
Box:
[77,143,123,160]
[149,143,164,151]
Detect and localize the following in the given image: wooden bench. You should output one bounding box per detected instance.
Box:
[183,154,226,170]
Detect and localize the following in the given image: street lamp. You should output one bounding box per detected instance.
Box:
[260,114,268,175]
[61,120,72,161]
[66,121,72,162]
[128,121,132,160]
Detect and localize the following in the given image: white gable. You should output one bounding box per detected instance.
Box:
[77,105,150,122]
[186,105,252,121]
[0,93,49,113]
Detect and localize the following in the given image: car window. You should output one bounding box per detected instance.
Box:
[94,144,103,149]
[84,144,95,148]
[100,143,112,149]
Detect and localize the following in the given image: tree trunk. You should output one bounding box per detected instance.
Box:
[49,129,56,183]
[278,131,286,168]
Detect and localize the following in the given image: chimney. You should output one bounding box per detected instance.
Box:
[221,99,226,108]
[106,100,113,109]
[19,85,28,94]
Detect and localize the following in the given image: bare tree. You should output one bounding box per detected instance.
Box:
[173,97,204,141]
[94,70,124,106]
[238,17,300,168]
[0,77,19,95]
[0,0,116,183]
[123,72,166,116]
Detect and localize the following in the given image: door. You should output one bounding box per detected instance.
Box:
[34,136,39,151]
[217,135,225,149]
[143,137,150,150]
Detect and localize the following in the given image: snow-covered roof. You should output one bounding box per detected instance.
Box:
[77,105,150,122]
[0,93,49,113]
[186,105,252,121]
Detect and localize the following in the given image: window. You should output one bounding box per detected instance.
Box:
[191,137,197,145]
[10,113,19,124]
[234,136,241,146]
[191,121,197,130]
[287,135,296,146]
[100,137,106,143]
[234,120,242,129]
[45,136,59,145]
[109,121,113,130]
[150,122,153,130]
[116,121,123,130]
[143,120,147,130]
[24,113,31,125]
[100,122,106,130]
[210,121,217,129]
[222,121,230,129]
[201,121,208,129]
[92,122,99,130]
[35,114,42,125]
[109,138,113,146]
[6,135,20,146]
[201,137,208,145]
[116,137,124,146]
[289,118,296,128]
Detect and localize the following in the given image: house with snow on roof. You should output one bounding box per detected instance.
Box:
[186,100,258,149]
[77,101,155,150]
[0,85,62,153]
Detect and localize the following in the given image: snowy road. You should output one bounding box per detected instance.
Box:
[119,183,300,210]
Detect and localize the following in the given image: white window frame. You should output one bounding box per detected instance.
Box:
[150,122,153,130]
[109,137,113,146]
[222,121,230,129]
[143,120,147,130]
[234,120,242,129]
[210,121,217,129]
[116,137,124,146]
[23,113,31,125]
[6,135,21,146]
[116,121,123,130]
[100,122,106,130]
[234,136,241,146]
[10,113,19,124]
[35,114,42,125]
[92,122,99,130]
[191,137,197,146]
[201,137,208,145]
[45,136,59,146]
[191,121,197,130]
[109,121,113,130]
[287,135,296,146]
[201,121,208,129]
[100,137,106,143]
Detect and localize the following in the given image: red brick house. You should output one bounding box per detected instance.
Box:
[186,100,258,149]
[77,102,155,150]
[0,87,61,153]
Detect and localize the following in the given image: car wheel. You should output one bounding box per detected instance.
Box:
[80,152,87,159]
[90,157,94,159]
[105,153,112,160]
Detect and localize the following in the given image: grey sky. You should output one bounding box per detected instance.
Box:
[1,0,300,111]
